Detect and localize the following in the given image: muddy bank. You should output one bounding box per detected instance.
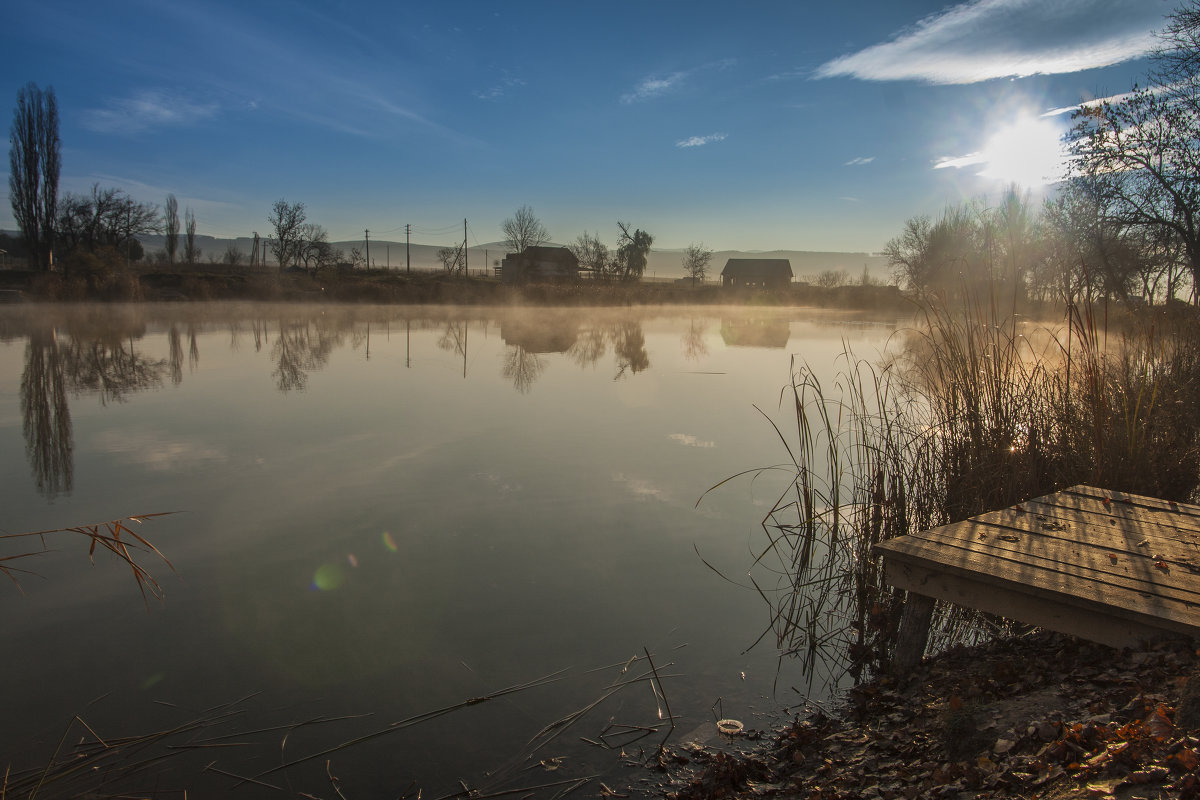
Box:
[652,631,1199,800]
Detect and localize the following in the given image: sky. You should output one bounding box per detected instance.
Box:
[0,0,1172,254]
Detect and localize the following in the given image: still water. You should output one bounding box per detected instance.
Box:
[0,303,898,796]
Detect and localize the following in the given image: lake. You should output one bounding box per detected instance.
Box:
[0,302,899,797]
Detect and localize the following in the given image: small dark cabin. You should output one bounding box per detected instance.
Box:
[720,258,793,289]
[500,246,580,284]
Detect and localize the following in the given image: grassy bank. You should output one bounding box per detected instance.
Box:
[0,267,910,309]
[730,292,1200,686]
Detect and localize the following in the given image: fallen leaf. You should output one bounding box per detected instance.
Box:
[999,534,1020,543]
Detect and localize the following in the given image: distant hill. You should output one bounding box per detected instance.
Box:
[19,231,892,282]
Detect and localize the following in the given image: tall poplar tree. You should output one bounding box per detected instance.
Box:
[8,83,61,271]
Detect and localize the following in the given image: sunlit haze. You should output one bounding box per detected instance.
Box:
[0,0,1167,252]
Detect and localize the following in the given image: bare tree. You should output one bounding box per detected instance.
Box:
[55,184,160,263]
[816,269,849,288]
[267,199,306,270]
[681,242,713,285]
[223,243,244,266]
[184,208,199,264]
[1067,2,1200,301]
[501,205,549,253]
[438,245,465,274]
[9,83,61,271]
[297,223,338,271]
[164,194,179,264]
[569,231,609,276]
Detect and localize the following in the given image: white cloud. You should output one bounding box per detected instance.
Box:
[621,59,737,104]
[815,0,1160,85]
[844,156,875,166]
[676,133,727,148]
[83,91,218,134]
[668,433,715,448]
[934,152,987,169]
[622,72,687,104]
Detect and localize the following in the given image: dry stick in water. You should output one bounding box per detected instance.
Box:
[642,647,676,750]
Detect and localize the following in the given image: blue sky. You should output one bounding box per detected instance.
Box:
[0,0,1170,253]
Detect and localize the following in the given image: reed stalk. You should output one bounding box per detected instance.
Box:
[713,292,1200,688]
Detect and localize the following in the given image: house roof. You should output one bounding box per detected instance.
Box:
[721,258,793,278]
[520,246,579,265]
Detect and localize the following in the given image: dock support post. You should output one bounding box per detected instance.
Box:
[893,592,935,673]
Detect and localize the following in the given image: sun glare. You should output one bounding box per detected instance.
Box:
[976,115,1067,187]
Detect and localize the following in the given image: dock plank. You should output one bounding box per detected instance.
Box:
[875,486,1200,660]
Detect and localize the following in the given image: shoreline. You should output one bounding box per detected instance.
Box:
[656,631,1199,800]
[0,267,913,310]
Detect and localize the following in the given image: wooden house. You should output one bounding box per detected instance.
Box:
[720,258,793,289]
[500,246,580,284]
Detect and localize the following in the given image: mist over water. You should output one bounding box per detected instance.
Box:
[0,303,900,796]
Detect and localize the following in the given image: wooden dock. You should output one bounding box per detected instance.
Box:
[875,485,1200,669]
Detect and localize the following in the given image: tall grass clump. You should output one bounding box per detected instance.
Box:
[731,292,1200,688]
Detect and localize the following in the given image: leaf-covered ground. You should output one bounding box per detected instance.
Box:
[652,631,1199,800]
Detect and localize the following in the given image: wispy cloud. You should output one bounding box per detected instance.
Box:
[815,0,1160,85]
[1041,83,1172,117]
[934,153,986,169]
[844,156,875,166]
[622,72,687,104]
[676,133,727,148]
[474,75,526,101]
[83,91,218,134]
[621,58,737,104]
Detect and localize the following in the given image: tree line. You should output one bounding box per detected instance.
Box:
[6,84,698,283]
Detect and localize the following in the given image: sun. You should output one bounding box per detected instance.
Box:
[975,115,1068,187]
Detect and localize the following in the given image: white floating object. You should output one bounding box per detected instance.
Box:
[716,718,744,736]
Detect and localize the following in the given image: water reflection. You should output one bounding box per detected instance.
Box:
[720,315,791,348]
[681,318,708,361]
[499,316,650,391]
[21,329,73,497]
[6,305,809,495]
[271,318,342,392]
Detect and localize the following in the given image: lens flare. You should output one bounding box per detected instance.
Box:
[382,531,398,552]
[311,563,346,591]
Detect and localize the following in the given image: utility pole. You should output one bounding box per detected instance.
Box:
[387,244,390,269]
[464,219,469,276]
[365,229,370,270]
[406,224,411,273]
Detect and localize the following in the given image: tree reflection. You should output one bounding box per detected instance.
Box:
[681,318,708,361]
[566,328,608,368]
[168,324,184,385]
[62,337,167,404]
[613,322,649,379]
[271,319,341,392]
[21,330,73,497]
[502,345,546,394]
